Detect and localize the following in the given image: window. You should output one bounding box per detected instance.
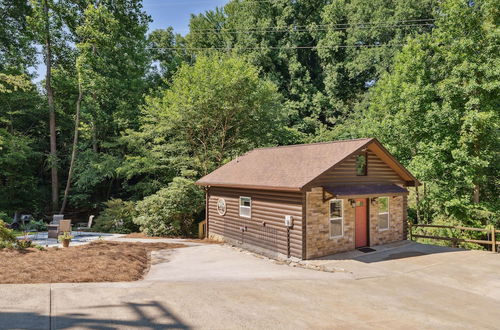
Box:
[239,196,251,218]
[356,153,367,176]
[378,197,390,230]
[329,199,343,238]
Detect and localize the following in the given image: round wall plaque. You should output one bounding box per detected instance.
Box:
[217,198,227,216]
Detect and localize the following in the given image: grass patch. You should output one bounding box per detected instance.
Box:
[0,241,185,284]
[11,231,34,237]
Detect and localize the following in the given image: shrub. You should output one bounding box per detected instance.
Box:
[17,239,32,249]
[0,212,12,224]
[29,220,47,232]
[134,177,204,237]
[0,220,17,243]
[94,199,139,234]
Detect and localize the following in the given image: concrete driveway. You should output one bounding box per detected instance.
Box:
[1,240,500,329]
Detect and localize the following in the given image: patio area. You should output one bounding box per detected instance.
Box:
[16,232,123,248]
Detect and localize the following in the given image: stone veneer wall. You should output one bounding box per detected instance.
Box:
[305,188,407,259]
[305,188,355,259]
[369,195,406,246]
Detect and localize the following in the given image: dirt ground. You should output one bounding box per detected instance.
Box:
[1,241,500,329]
[121,232,172,239]
[0,241,184,284]
[122,232,221,245]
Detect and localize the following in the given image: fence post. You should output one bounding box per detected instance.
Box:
[409,222,413,241]
[492,226,496,253]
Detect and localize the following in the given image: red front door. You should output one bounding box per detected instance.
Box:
[355,198,368,248]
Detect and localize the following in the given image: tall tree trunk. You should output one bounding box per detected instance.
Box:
[473,184,480,204]
[43,0,58,211]
[60,79,83,214]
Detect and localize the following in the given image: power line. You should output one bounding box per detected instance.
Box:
[145,0,323,6]
[147,43,406,51]
[185,18,436,32]
[183,23,434,35]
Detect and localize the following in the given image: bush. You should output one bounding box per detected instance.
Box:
[20,219,47,232]
[94,199,139,234]
[0,212,12,224]
[17,239,32,249]
[0,241,15,249]
[0,220,17,243]
[134,177,204,237]
[0,219,28,250]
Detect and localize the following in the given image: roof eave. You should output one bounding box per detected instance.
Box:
[195,181,302,192]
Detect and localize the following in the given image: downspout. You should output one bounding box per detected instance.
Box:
[205,187,209,239]
[302,190,307,260]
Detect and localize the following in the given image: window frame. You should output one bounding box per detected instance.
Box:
[239,196,252,218]
[378,197,390,231]
[356,152,368,176]
[329,199,344,238]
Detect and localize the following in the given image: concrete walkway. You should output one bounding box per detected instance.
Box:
[1,240,500,329]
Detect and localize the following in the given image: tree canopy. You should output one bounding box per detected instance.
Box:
[0,0,497,233]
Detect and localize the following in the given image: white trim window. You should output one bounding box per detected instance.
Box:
[239,196,251,218]
[378,197,390,231]
[329,199,343,238]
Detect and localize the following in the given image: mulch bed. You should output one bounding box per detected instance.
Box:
[0,241,185,284]
[122,232,178,239]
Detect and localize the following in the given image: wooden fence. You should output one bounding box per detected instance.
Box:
[409,223,500,252]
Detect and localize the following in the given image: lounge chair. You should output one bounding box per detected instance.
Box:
[75,215,94,236]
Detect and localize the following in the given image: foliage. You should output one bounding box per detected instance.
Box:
[0,0,497,247]
[120,55,285,195]
[94,199,139,234]
[186,0,436,137]
[17,239,33,249]
[0,212,12,224]
[352,0,499,224]
[0,219,33,250]
[412,215,486,250]
[133,177,205,237]
[0,220,17,243]
[0,73,32,93]
[27,219,47,232]
[58,231,73,242]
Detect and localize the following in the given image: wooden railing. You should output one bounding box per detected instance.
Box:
[409,223,500,252]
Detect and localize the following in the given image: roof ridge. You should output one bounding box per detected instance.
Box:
[253,137,373,151]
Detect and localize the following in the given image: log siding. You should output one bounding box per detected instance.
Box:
[208,187,303,258]
[308,149,405,187]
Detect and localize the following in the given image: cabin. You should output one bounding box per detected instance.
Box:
[196,138,419,259]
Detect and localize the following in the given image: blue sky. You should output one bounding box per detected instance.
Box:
[144,0,228,34]
[33,0,227,82]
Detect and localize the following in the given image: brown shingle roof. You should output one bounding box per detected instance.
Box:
[196,138,375,191]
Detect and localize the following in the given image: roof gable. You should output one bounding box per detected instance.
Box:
[196,138,417,191]
[197,138,368,190]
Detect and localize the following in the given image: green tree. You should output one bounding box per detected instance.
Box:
[185,0,436,138]
[358,0,499,223]
[55,1,151,211]
[121,55,284,193]
[148,27,189,88]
